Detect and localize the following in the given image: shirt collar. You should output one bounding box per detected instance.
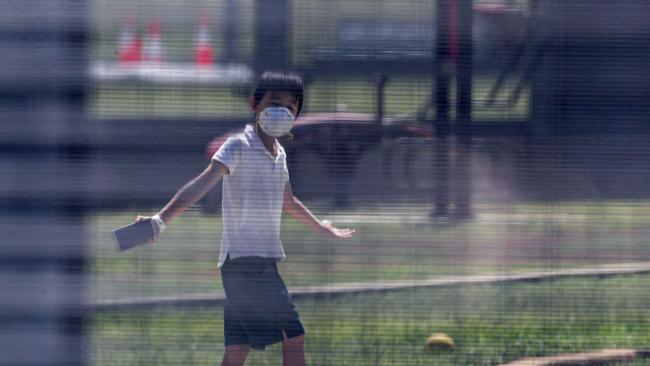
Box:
[244,124,284,159]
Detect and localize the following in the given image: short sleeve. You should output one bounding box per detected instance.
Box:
[283,156,290,183]
[212,136,242,174]
[279,147,290,183]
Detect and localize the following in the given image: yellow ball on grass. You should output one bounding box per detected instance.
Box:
[424,332,455,352]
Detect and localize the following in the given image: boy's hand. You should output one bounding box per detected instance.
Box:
[134,214,166,243]
[320,220,355,239]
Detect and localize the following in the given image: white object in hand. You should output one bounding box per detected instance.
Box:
[151,214,166,234]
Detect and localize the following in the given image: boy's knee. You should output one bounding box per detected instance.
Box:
[282,335,306,366]
[223,344,250,365]
[283,334,305,347]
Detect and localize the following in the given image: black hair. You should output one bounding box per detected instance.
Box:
[253,71,304,116]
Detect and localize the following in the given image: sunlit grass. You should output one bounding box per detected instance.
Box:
[88,201,650,301]
[91,274,650,365]
[89,76,529,120]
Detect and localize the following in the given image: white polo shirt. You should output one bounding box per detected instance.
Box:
[212,124,289,267]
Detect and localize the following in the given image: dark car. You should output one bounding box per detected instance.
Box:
[203,112,434,211]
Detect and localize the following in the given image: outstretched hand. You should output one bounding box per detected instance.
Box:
[134,215,161,243]
[320,220,355,239]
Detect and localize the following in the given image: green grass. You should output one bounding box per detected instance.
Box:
[89,76,529,120]
[88,201,650,301]
[90,274,650,365]
[89,201,650,364]
[89,84,252,119]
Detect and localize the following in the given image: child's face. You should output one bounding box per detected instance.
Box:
[252,91,300,118]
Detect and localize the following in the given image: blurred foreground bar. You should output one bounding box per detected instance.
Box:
[0,1,87,365]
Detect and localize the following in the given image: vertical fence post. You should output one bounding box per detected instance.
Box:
[372,73,388,127]
[254,0,292,73]
[433,0,452,219]
[453,0,474,220]
[0,1,88,364]
[223,0,239,63]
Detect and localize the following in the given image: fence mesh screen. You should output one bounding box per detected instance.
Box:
[2,0,649,365]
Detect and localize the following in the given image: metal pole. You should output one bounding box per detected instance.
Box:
[372,73,388,127]
[432,0,452,219]
[223,0,238,63]
[453,0,474,220]
[254,0,292,73]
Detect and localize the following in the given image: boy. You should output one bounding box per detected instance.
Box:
[136,71,355,366]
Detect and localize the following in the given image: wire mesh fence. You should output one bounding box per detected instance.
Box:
[2,0,650,365]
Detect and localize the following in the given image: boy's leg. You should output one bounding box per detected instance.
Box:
[221,344,251,366]
[282,334,306,366]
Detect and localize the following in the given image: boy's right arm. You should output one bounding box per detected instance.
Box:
[135,160,229,238]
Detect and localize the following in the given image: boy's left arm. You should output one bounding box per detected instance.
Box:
[283,182,355,239]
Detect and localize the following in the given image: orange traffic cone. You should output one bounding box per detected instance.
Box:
[117,16,141,64]
[143,17,165,63]
[194,14,214,67]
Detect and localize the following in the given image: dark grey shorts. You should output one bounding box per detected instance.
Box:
[220,256,305,351]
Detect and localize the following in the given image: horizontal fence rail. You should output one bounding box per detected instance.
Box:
[88,261,650,312]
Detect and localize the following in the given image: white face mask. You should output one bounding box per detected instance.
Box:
[257,106,295,137]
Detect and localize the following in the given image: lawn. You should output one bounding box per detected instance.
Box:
[88,201,650,302]
[89,201,650,364]
[90,274,650,365]
[89,76,529,120]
